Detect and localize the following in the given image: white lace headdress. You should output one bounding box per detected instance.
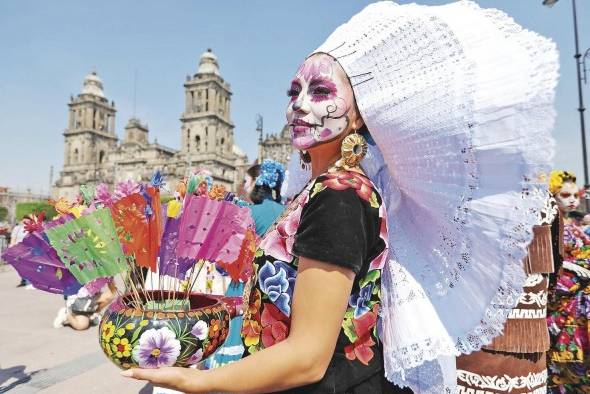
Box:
[285,1,558,392]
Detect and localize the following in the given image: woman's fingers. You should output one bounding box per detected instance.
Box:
[120,367,186,390]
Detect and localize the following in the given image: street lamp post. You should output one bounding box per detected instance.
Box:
[544,0,589,209]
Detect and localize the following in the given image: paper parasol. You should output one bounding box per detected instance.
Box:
[2,232,81,295]
[45,208,127,284]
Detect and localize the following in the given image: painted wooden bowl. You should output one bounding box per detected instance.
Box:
[98,291,240,369]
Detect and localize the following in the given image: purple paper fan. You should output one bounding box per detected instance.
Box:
[2,232,81,295]
[158,216,195,279]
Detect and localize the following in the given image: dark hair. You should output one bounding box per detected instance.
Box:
[562,171,577,184]
[247,164,282,204]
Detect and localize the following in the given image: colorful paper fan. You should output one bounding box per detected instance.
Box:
[110,187,162,272]
[45,208,127,284]
[158,216,195,279]
[176,195,254,265]
[217,228,256,284]
[1,232,81,295]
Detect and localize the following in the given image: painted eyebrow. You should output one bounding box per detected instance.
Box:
[308,77,334,86]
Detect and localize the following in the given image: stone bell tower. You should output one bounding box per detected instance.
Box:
[179,49,244,188]
[54,71,118,199]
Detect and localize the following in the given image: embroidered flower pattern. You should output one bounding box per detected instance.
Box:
[258,261,296,316]
[322,171,375,204]
[261,303,290,348]
[242,171,387,366]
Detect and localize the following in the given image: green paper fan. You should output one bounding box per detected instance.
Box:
[45,208,128,284]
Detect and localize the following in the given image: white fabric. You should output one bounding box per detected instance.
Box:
[283,151,311,200]
[285,1,560,392]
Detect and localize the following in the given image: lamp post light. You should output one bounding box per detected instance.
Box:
[544,0,590,210]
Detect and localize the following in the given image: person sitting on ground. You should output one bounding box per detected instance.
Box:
[53,279,117,330]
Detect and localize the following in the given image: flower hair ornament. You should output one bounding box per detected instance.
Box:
[285,1,558,392]
[255,159,285,189]
[549,170,577,195]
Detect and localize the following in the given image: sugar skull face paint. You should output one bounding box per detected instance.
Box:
[286,53,356,150]
[556,181,582,213]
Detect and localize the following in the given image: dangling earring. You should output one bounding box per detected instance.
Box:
[299,150,311,170]
[336,130,367,171]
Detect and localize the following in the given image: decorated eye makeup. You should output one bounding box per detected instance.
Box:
[287,82,301,101]
[312,86,332,95]
[286,88,299,97]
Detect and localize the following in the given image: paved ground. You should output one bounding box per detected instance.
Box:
[0,267,150,393]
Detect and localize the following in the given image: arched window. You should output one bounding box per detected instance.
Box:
[195,135,201,151]
[187,129,191,150]
[73,148,79,163]
[99,150,105,164]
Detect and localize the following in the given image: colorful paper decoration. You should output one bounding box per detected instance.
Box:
[45,208,127,284]
[2,232,81,295]
[176,196,254,265]
[158,216,195,279]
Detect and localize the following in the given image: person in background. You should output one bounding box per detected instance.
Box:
[547,170,590,392]
[207,159,287,369]
[53,279,116,330]
[245,159,286,236]
[10,218,31,288]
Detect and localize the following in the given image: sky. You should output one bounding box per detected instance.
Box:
[0,0,589,195]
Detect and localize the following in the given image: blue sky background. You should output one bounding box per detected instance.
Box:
[0,0,589,194]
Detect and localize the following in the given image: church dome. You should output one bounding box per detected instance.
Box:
[81,71,105,98]
[197,48,220,76]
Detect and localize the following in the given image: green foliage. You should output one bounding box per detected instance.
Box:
[15,201,57,221]
[0,206,7,221]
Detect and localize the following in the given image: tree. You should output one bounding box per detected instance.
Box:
[15,201,57,221]
[0,206,7,222]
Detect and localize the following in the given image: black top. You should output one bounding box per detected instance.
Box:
[240,171,412,393]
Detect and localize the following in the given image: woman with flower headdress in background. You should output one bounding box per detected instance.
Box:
[206,159,286,368]
[547,170,590,393]
[244,159,286,236]
[122,2,558,392]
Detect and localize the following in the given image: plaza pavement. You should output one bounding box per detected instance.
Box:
[0,267,150,393]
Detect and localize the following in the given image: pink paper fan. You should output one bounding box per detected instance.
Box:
[176,195,254,264]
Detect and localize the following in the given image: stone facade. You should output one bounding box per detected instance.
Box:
[260,125,293,166]
[53,49,248,200]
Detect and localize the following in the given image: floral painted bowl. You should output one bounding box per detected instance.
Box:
[99,291,240,369]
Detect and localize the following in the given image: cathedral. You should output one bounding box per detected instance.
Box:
[53,49,249,200]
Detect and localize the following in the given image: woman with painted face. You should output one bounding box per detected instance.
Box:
[547,170,590,392]
[122,2,558,393]
[551,171,584,222]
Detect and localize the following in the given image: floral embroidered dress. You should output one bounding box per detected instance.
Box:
[240,170,409,393]
[548,222,590,393]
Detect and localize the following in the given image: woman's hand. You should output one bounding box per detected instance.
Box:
[121,367,194,393]
[121,257,355,393]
